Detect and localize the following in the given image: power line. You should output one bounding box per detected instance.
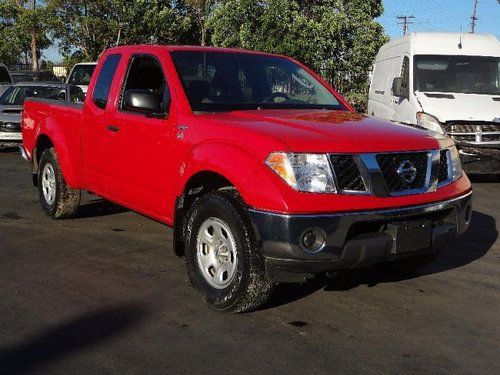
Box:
[397,15,415,36]
[470,0,478,33]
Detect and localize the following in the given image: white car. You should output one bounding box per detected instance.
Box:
[66,62,97,94]
[368,32,500,174]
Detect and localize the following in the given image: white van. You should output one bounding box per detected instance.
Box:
[66,62,97,94]
[368,32,500,174]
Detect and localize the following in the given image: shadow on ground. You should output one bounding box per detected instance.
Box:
[468,174,500,183]
[0,146,19,154]
[0,303,150,374]
[263,210,497,310]
[74,198,129,219]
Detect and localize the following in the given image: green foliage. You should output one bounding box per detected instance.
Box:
[2,0,388,109]
[209,0,389,110]
[0,0,50,66]
[46,0,198,61]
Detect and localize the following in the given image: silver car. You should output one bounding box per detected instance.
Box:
[0,82,84,147]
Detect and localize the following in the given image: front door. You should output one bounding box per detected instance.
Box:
[106,54,176,217]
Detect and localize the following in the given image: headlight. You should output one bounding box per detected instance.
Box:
[449,146,462,181]
[266,152,336,193]
[416,112,444,134]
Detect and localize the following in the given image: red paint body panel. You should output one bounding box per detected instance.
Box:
[21,45,471,225]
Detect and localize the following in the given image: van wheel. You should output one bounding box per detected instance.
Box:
[38,148,81,219]
[185,190,273,313]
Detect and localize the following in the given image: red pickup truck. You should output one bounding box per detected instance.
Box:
[21,45,472,312]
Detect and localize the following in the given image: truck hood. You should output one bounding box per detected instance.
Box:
[218,109,447,153]
[415,92,500,122]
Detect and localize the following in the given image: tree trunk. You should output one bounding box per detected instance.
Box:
[201,26,207,46]
[30,0,38,71]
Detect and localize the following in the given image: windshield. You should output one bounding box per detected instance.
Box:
[414,55,500,95]
[0,85,65,105]
[170,51,344,112]
[68,64,96,86]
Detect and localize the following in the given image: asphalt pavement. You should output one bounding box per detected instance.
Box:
[0,147,499,374]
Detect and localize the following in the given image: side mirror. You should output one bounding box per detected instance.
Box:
[123,89,163,115]
[391,77,408,98]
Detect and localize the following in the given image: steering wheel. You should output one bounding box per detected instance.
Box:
[263,92,291,103]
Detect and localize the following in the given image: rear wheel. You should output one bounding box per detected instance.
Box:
[185,190,273,313]
[38,148,81,219]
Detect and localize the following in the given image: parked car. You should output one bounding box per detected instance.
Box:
[67,62,97,94]
[1,82,84,147]
[0,63,13,96]
[10,70,59,83]
[21,45,472,312]
[368,32,500,174]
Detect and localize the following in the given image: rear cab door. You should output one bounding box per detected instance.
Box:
[82,53,123,197]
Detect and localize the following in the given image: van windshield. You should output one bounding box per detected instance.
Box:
[68,64,96,86]
[170,51,344,112]
[414,55,500,95]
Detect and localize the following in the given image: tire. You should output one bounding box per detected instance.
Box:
[38,148,81,219]
[185,190,273,313]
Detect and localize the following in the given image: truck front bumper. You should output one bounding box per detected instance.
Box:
[249,191,472,282]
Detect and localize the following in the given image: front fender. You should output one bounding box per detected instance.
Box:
[177,141,291,212]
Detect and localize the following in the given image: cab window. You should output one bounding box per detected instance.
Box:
[92,54,121,109]
[120,54,170,115]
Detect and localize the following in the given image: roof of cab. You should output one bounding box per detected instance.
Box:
[379,32,500,58]
[103,44,284,58]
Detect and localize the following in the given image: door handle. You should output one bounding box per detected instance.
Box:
[107,125,120,133]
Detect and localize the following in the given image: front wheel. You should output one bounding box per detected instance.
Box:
[185,190,273,313]
[38,148,81,219]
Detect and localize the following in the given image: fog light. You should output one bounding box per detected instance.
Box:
[301,228,326,253]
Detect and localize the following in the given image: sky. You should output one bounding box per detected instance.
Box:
[379,0,500,39]
[43,0,500,62]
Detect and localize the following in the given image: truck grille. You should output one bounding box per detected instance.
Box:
[0,122,21,133]
[438,149,450,183]
[328,149,455,196]
[445,122,500,145]
[330,155,366,192]
[376,152,428,193]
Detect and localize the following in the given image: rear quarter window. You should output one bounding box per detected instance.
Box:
[92,55,121,109]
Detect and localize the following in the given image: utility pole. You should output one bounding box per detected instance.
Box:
[397,15,415,36]
[469,0,478,33]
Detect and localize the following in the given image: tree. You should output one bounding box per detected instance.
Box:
[184,0,217,46]
[209,0,389,111]
[46,0,197,62]
[0,0,49,68]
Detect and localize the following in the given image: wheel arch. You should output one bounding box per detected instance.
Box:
[32,130,82,188]
[173,170,237,257]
